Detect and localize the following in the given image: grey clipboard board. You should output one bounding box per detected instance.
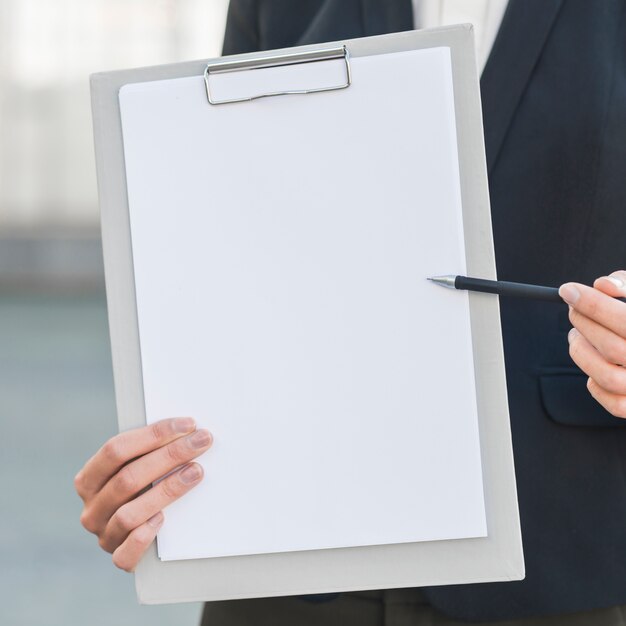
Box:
[91,25,524,604]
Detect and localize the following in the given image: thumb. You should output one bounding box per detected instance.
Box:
[593,270,626,297]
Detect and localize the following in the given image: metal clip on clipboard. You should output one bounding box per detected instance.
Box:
[204,45,352,105]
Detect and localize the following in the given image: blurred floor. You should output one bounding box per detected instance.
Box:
[0,289,202,625]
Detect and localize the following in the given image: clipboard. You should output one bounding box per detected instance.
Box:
[91,25,524,604]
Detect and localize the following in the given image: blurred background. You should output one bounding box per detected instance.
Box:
[0,1,229,624]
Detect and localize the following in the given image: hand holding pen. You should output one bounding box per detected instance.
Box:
[561,272,626,419]
[430,271,626,418]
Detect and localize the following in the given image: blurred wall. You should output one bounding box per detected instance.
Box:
[0,0,229,231]
[0,0,229,287]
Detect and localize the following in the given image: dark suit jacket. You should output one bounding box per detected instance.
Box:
[222,0,626,621]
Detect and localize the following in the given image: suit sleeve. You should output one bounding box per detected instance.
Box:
[222,0,260,55]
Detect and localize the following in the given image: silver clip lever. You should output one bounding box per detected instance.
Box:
[204,45,352,105]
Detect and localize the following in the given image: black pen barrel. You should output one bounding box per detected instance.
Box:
[455,276,562,302]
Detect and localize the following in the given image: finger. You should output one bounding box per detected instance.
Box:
[111,512,164,572]
[82,429,212,536]
[75,417,196,501]
[559,282,626,339]
[593,270,626,298]
[569,308,626,365]
[101,462,203,553]
[568,328,626,394]
[587,377,626,419]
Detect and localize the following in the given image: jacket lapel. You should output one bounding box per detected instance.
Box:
[297,0,365,46]
[361,0,413,36]
[297,0,412,46]
[480,0,565,172]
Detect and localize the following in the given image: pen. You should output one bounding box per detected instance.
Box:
[428,275,626,304]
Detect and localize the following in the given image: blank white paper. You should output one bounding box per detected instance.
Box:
[119,47,487,562]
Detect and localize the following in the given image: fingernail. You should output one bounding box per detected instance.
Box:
[180,463,202,484]
[173,417,195,434]
[606,276,624,288]
[188,429,212,449]
[147,512,164,528]
[559,284,580,305]
[568,328,579,343]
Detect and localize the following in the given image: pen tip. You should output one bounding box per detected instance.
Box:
[428,275,457,288]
